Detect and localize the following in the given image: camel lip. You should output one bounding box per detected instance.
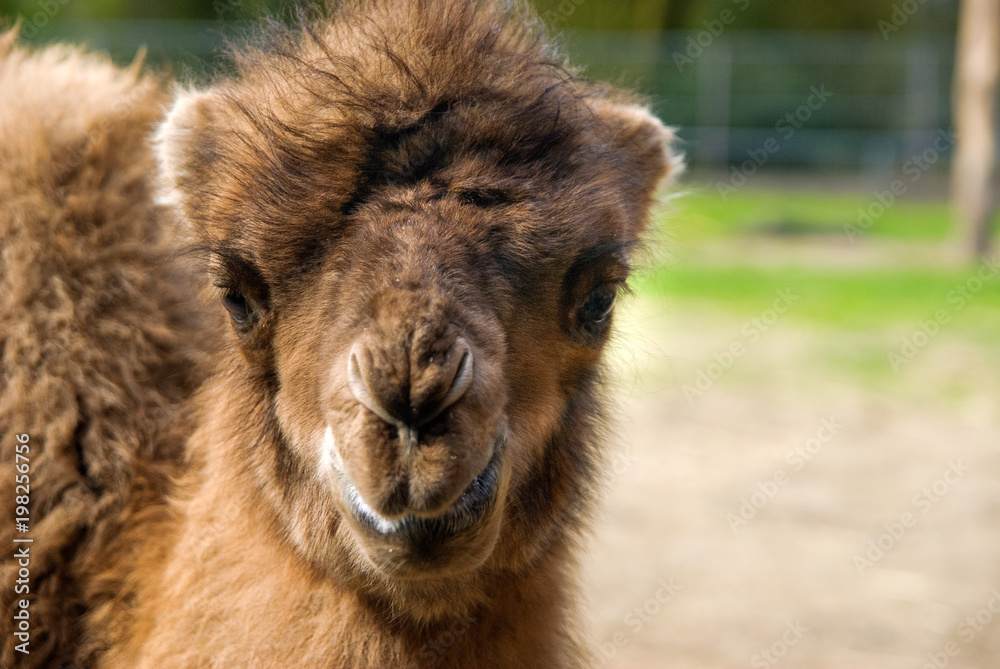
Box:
[333,435,505,542]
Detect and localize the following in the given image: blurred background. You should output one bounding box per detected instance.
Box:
[3,1,999,667]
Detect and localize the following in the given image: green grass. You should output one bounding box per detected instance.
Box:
[635,264,1000,335]
[669,188,961,241]
[632,185,1000,339]
[626,186,1000,394]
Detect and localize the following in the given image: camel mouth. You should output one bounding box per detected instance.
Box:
[332,435,505,547]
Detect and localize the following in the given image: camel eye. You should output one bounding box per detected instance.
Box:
[578,284,618,327]
[459,189,509,208]
[221,290,250,324]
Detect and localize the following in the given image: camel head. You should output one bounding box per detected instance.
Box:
[156,0,679,619]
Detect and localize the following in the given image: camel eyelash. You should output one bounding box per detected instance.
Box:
[458,188,513,208]
[219,288,251,325]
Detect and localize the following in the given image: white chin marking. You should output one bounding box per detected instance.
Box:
[344,482,403,535]
[321,425,343,472]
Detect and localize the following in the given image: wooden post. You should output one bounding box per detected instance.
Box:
[952,0,1000,258]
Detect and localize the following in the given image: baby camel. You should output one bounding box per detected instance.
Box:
[0,1,681,666]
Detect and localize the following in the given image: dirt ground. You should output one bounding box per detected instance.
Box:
[580,297,1000,669]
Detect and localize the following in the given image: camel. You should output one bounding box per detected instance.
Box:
[0,1,681,666]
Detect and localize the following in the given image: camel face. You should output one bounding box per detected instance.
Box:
[156,2,679,592]
[196,96,634,579]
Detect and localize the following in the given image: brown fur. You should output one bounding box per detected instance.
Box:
[0,30,212,667]
[0,2,681,667]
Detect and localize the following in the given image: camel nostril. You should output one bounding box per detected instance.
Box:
[347,343,400,427]
[420,337,473,426]
[346,337,474,428]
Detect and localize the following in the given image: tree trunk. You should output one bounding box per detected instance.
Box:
[952,0,1000,259]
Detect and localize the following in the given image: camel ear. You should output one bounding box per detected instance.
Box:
[155,88,222,218]
[591,100,684,205]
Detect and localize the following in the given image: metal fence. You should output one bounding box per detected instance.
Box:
[568,30,954,176]
[16,20,957,176]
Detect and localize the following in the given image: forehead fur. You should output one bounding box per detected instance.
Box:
[158,0,678,277]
